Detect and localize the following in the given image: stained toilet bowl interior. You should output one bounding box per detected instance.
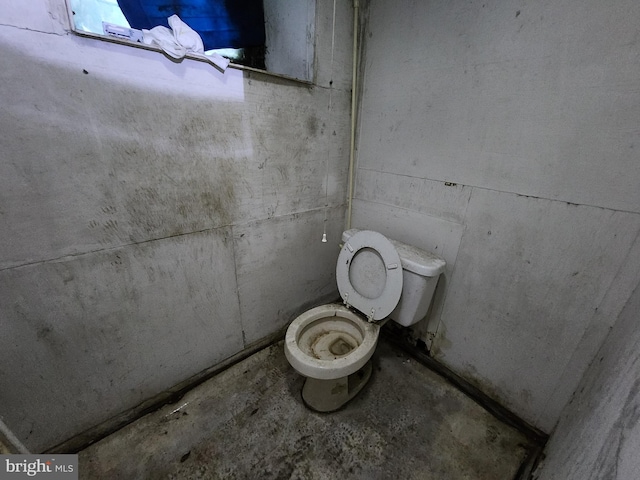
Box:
[293,311,376,411]
[285,303,379,391]
[297,315,366,360]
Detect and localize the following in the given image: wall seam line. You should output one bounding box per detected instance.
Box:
[356,166,640,215]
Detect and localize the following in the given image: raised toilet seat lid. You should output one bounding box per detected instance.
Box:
[336,230,403,321]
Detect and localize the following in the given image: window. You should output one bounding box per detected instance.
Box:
[66,0,315,82]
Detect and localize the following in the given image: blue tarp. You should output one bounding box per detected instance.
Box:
[116,0,265,50]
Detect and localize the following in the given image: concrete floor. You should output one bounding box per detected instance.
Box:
[79,338,538,479]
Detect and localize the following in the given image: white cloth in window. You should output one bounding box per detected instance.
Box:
[142,14,229,71]
[142,14,203,59]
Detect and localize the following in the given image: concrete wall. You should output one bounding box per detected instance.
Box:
[533,277,640,480]
[355,0,640,432]
[264,0,316,81]
[0,0,353,452]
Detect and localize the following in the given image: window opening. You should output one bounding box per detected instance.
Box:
[69,0,265,69]
[67,0,316,82]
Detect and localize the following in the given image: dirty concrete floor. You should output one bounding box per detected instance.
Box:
[79,338,537,479]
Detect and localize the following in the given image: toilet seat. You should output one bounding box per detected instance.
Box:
[336,230,403,321]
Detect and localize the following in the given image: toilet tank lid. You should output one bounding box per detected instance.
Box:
[342,229,446,277]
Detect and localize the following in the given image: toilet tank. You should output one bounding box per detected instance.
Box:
[342,229,446,327]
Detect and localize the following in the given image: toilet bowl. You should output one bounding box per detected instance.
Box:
[284,229,446,412]
[285,304,379,380]
[285,303,380,412]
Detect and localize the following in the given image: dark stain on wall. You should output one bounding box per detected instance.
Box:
[86,84,246,243]
[306,115,319,137]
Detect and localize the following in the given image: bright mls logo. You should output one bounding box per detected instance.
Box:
[0,455,77,479]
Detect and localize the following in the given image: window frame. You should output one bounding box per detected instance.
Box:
[63,0,315,85]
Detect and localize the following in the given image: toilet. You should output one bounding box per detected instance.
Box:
[284,229,446,412]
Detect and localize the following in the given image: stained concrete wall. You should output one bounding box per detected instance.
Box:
[533,278,640,480]
[355,0,640,433]
[264,0,316,81]
[0,1,353,452]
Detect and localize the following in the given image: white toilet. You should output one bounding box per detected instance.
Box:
[284,229,446,412]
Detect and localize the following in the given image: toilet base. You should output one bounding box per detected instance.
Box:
[301,361,373,413]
